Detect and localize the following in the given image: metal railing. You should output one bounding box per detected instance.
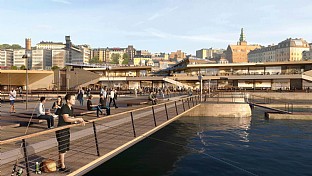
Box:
[0,95,200,176]
[248,94,293,113]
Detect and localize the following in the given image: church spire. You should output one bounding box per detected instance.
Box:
[239,28,246,42]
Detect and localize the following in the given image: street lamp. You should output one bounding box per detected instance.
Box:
[22,52,30,110]
[198,74,203,102]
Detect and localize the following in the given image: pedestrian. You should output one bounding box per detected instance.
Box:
[52,96,63,117]
[109,88,118,108]
[77,87,84,106]
[18,87,22,97]
[36,97,55,129]
[99,94,110,115]
[56,94,85,173]
[9,88,16,113]
[134,87,138,97]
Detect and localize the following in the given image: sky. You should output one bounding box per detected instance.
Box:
[1,0,312,55]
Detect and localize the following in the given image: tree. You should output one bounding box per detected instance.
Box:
[20,65,26,70]
[11,66,18,70]
[51,66,60,71]
[89,56,100,64]
[122,53,130,65]
[110,53,120,64]
[0,44,22,49]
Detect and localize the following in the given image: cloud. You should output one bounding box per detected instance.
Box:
[51,0,71,4]
[144,28,235,43]
[134,6,179,26]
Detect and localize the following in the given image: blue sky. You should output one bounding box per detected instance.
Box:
[1,0,312,54]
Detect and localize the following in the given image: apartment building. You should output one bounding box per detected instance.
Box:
[36,41,65,50]
[249,38,310,63]
[169,50,186,62]
[196,48,224,59]
[0,49,13,67]
[13,49,26,68]
[51,50,66,68]
[275,38,309,62]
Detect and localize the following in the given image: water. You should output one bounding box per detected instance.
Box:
[85,108,312,176]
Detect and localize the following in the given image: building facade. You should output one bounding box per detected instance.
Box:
[275,38,309,62]
[36,41,65,50]
[0,49,13,67]
[169,50,186,62]
[13,49,26,68]
[249,38,310,63]
[226,28,261,63]
[196,48,224,59]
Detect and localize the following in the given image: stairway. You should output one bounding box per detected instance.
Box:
[163,77,192,89]
[67,68,101,89]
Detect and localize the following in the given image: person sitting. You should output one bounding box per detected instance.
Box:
[87,95,103,117]
[99,94,110,115]
[148,91,157,105]
[37,97,55,129]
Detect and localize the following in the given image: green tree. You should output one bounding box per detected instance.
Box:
[11,66,18,70]
[0,44,22,49]
[122,53,130,65]
[110,53,120,64]
[89,56,100,64]
[11,44,22,49]
[51,66,60,71]
[20,65,26,70]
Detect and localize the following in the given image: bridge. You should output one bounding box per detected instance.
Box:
[0,95,201,176]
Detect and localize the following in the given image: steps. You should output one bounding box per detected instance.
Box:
[163,77,192,89]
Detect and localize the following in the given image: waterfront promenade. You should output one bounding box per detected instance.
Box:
[2,91,312,175]
[1,93,198,175]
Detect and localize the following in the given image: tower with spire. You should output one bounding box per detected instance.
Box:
[238,28,247,45]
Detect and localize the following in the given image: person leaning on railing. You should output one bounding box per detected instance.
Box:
[55,94,85,173]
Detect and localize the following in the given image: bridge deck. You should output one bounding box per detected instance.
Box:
[0,95,196,176]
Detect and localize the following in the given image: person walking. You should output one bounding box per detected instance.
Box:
[36,97,55,129]
[9,88,16,113]
[109,88,118,108]
[77,87,84,106]
[56,94,85,173]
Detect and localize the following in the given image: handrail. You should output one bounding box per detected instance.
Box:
[248,94,293,113]
[0,94,194,145]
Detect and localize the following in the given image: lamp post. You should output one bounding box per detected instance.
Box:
[22,52,30,110]
[198,74,203,102]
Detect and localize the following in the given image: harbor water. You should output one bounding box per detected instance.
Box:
[86,107,312,175]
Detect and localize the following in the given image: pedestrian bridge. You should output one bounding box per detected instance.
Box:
[0,95,202,176]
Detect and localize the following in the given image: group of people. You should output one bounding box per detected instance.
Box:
[37,94,85,172]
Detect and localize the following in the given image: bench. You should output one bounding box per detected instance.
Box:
[1,115,45,123]
[0,121,20,129]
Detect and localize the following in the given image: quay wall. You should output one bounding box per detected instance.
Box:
[248,92,312,100]
[185,103,251,118]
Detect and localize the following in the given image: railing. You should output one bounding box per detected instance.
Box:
[248,94,293,113]
[0,95,200,176]
[203,92,246,104]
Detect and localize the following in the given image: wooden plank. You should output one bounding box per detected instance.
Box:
[0,122,20,129]
[0,116,45,123]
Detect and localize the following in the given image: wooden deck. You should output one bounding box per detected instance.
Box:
[0,95,198,176]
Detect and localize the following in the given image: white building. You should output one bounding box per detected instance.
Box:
[0,49,13,67]
[36,42,65,50]
[13,49,26,68]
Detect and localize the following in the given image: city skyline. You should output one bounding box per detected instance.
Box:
[1,0,312,54]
